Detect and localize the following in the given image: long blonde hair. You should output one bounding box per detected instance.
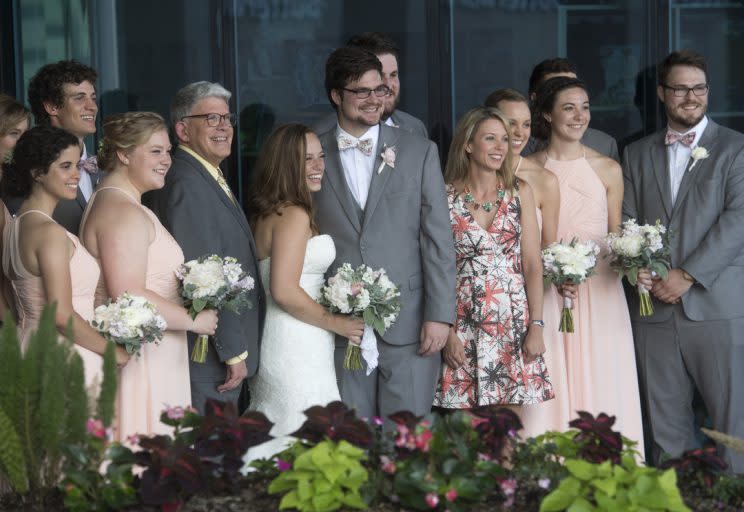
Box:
[444,106,516,191]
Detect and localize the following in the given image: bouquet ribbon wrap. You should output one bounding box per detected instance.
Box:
[345,324,379,375]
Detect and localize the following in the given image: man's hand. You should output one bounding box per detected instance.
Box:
[651,268,694,304]
[218,359,248,393]
[419,321,450,356]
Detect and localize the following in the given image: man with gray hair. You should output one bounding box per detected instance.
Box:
[144,81,264,413]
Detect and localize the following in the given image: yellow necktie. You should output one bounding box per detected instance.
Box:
[215,168,236,205]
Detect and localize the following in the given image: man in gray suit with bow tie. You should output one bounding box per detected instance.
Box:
[313,32,428,139]
[314,47,455,424]
[25,60,100,234]
[623,50,744,472]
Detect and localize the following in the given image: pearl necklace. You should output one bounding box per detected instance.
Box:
[463,186,505,213]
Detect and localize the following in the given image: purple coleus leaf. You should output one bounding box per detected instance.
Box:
[291,401,373,448]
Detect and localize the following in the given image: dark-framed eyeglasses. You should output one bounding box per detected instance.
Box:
[342,85,390,99]
[661,84,709,97]
[181,112,237,127]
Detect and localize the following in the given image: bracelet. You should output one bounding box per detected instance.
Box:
[530,319,545,328]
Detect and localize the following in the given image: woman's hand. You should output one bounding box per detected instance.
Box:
[443,330,466,369]
[191,309,219,335]
[557,280,578,304]
[523,327,546,364]
[115,346,131,368]
[637,268,654,291]
[332,315,365,345]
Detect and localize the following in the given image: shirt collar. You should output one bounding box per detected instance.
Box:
[667,115,708,148]
[180,144,223,174]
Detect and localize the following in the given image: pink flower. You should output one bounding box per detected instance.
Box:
[372,416,384,426]
[424,492,439,508]
[350,283,363,296]
[126,434,140,446]
[415,428,433,452]
[500,478,518,497]
[445,488,458,502]
[276,459,291,472]
[377,145,397,174]
[86,418,106,439]
[394,424,416,450]
[380,455,396,474]
[166,405,185,420]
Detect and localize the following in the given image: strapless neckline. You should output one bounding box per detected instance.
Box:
[258,234,333,263]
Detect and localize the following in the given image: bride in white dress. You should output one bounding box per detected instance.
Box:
[245,124,364,461]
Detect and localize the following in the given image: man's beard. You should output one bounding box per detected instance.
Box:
[667,102,706,130]
[381,94,400,121]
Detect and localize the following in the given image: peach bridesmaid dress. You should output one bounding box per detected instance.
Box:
[543,154,644,447]
[520,204,572,437]
[3,209,103,390]
[82,187,191,441]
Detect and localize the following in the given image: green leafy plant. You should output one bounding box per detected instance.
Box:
[540,455,690,512]
[268,439,368,511]
[0,305,104,495]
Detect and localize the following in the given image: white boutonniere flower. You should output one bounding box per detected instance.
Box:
[689,146,710,171]
[377,145,396,174]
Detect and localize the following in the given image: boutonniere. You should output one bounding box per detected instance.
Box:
[689,146,710,171]
[376,145,396,174]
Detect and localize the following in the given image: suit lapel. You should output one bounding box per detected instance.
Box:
[176,148,251,238]
[362,124,401,231]
[321,134,363,233]
[75,187,87,211]
[672,121,719,217]
[649,131,672,219]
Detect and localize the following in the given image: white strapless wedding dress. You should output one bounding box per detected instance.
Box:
[245,234,340,463]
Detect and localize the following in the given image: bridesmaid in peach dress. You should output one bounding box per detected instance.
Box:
[485,89,572,436]
[0,93,31,321]
[530,76,644,447]
[80,112,218,441]
[1,126,130,390]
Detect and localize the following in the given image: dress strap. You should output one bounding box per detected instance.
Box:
[16,209,55,222]
[80,185,141,235]
[514,156,523,173]
[93,186,139,203]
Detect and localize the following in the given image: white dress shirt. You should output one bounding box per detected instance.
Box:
[337,124,380,210]
[78,144,94,201]
[668,116,708,204]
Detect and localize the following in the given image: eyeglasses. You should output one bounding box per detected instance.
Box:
[661,84,709,97]
[342,85,390,99]
[181,112,237,127]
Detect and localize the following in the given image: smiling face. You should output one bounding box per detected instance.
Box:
[304,132,324,193]
[45,81,97,140]
[546,87,590,142]
[466,118,509,173]
[497,100,531,157]
[378,53,400,119]
[36,144,82,201]
[658,65,708,132]
[177,96,233,167]
[0,118,29,164]
[123,129,172,194]
[331,69,384,136]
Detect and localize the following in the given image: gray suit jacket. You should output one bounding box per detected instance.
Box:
[524,127,619,162]
[314,124,455,344]
[622,120,744,322]
[143,147,265,380]
[313,109,428,139]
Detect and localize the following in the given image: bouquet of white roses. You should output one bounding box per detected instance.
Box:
[319,263,401,374]
[606,219,671,316]
[176,255,255,363]
[91,293,167,357]
[542,238,600,332]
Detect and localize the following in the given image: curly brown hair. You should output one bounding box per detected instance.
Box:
[248,123,318,233]
[27,60,97,126]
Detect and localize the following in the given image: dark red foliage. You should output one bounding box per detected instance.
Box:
[291,401,373,448]
[568,411,623,464]
[660,446,728,488]
[471,406,523,460]
[388,410,423,430]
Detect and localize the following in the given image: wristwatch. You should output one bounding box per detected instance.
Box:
[530,319,545,328]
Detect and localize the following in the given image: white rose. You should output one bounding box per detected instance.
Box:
[327,281,352,313]
[184,260,226,298]
[355,288,371,310]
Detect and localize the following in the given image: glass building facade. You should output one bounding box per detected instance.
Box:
[1,0,743,204]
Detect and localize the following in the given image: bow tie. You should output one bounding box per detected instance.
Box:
[78,156,99,174]
[665,130,696,147]
[338,135,374,156]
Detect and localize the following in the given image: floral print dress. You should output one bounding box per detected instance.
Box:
[434,185,554,408]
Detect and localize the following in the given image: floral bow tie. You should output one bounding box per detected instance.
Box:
[78,156,99,174]
[665,130,695,147]
[337,135,374,156]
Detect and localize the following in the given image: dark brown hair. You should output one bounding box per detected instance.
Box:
[484,88,527,109]
[324,47,382,111]
[248,123,318,233]
[531,76,588,141]
[528,58,577,96]
[27,60,97,126]
[346,32,400,61]
[657,49,707,85]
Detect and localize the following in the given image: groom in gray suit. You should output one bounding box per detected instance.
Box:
[623,50,744,472]
[314,47,456,423]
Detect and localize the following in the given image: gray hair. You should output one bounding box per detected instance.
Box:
[170,81,232,125]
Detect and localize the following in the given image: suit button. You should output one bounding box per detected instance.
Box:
[360,243,366,250]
